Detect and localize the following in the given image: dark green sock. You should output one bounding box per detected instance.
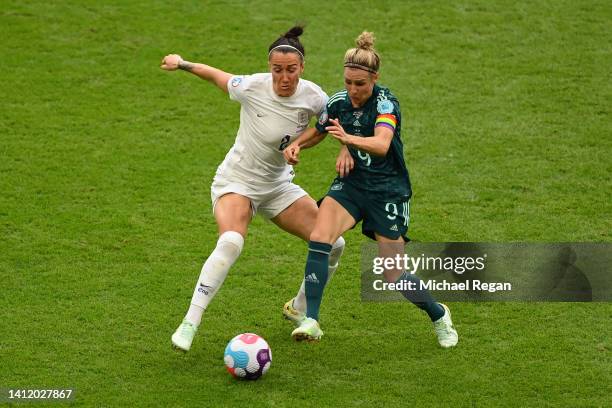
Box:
[304,241,332,321]
[396,271,445,321]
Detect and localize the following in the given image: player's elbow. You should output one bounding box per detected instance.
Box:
[371,131,393,156]
[373,140,392,157]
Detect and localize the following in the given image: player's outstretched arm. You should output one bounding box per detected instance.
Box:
[160,54,232,93]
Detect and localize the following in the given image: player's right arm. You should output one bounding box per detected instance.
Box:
[283,128,327,165]
[284,96,354,174]
[160,54,232,93]
[284,129,354,175]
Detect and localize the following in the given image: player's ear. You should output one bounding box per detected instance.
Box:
[371,72,379,83]
[300,61,305,74]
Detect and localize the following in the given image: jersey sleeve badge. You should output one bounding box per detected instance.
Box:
[231,77,243,87]
[318,107,329,125]
[377,99,394,114]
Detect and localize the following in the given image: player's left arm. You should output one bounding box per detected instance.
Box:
[326,118,394,157]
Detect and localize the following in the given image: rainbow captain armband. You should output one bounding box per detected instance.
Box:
[375,114,397,132]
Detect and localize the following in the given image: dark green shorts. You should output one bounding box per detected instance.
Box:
[324,179,410,241]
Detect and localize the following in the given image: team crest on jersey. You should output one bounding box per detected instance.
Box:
[318,108,329,125]
[298,110,309,126]
[352,111,363,127]
[231,77,242,87]
[377,100,394,114]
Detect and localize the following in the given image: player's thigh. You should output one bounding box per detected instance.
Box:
[214,193,253,237]
[309,196,357,244]
[362,196,410,241]
[361,196,409,281]
[271,195,318,241]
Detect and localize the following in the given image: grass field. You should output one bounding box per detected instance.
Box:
[1,1,611,406]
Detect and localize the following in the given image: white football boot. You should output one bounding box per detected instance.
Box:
[433,303,458,348]
[282,298,306,326]
[291,317,323,342]
[171,319,198,352]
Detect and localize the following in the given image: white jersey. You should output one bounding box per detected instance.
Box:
[215,73,328,185]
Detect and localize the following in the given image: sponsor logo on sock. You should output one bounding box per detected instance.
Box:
[305,273,320,284]
[390,224,398,231]
[198,283,214,295]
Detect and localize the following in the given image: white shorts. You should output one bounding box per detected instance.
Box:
[211,175,308,219]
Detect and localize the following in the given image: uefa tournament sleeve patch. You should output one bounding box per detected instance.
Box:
[377,99,394,114]
[231,76,243,87]
[375,114,397,132]
[318,107,329,125]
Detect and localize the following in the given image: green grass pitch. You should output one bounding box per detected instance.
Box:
[1,1,610,406]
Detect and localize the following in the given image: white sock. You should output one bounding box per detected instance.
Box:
[293,236,345,313]
[184,231,244,326]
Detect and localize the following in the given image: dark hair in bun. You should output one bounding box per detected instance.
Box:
[283,26,303,39]
[268,25,305,60]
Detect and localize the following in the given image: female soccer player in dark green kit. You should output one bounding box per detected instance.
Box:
[282,32,458,348]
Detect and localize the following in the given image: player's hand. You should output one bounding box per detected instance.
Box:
[336,145,354,177]
[284,142,301,165]
[326,118,352,145]
[160,54,183,71]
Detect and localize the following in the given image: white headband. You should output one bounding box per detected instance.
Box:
[268,45,304,61]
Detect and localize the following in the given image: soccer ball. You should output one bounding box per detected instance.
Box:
[224,333,272,380]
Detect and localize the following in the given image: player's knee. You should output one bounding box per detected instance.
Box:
[216,231,245,261]
[332,236,345,250]
[309,229,336,245]
[329,236,346,266]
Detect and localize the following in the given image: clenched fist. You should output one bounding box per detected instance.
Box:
[283,142,301,165]
[160,54,183,71]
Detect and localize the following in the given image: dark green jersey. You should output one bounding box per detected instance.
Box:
[316,85,411,198]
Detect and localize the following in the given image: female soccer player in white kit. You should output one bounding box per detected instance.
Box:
[160,26,346,352]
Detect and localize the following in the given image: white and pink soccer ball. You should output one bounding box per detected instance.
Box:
[224,333,272,380]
